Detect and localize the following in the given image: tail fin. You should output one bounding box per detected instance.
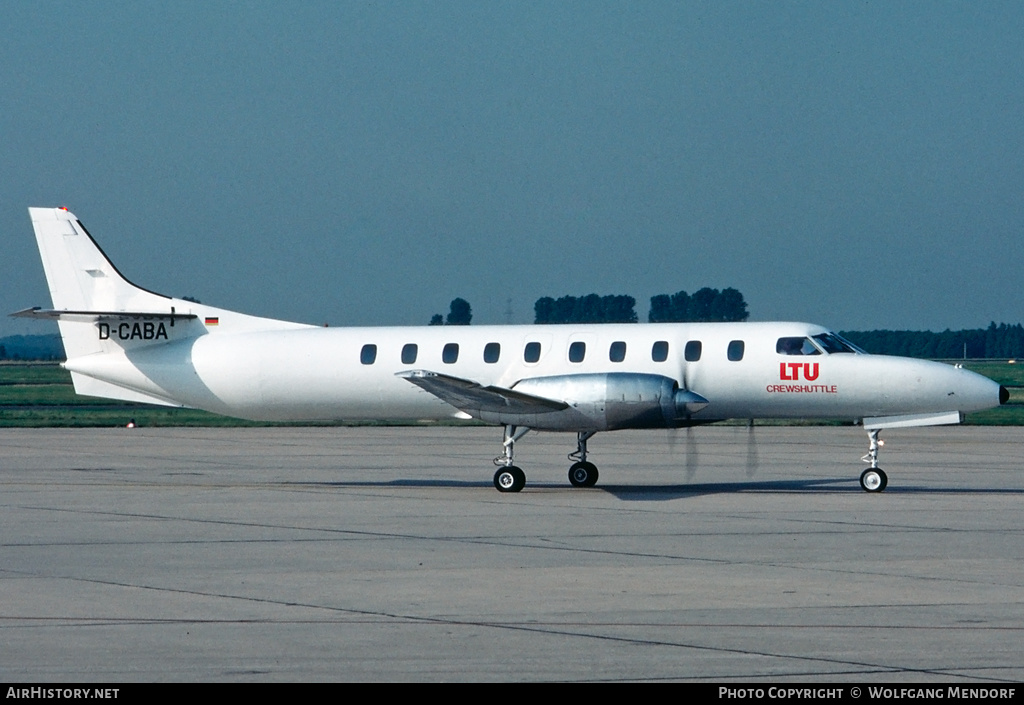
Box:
[18,207,311,363]
[17,207,311,407]
[21,207,185,360]
[28,207,172,313]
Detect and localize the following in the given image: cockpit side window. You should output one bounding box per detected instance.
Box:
[776,337,821,356]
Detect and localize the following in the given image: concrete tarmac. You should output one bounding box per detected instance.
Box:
[1,425,1022,682]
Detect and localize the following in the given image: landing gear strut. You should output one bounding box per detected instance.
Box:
[568,431,599,488]
[859,429,888,492]
[493,425,530,492]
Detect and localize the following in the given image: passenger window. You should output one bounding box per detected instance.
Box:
[484,342,501,363]
[401,343,418,365]
[609,341,626,363]
[684,340,702,362]
[727,340,745,361]
[652,340,669,362]
[442,343,459,364]
[568,341,586,363]
[360,344,377,365]
[776,337,820,356]
[524,342,541,363]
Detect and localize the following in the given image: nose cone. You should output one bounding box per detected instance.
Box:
[864,357,1005,416]
[949,365,1005,413]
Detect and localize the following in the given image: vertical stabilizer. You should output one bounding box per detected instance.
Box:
[28,207,177,359]
[22,207,313,364]
[29,207,172,313]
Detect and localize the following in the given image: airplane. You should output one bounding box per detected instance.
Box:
[14,207,1008,494]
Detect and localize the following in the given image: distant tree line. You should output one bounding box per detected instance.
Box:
[428,298,472,326]
[0,334,64,361]
[841,323,1024,359]
[532,287,749,324]
[648,287,749,323]
[534,295,639,324]
[431,288,751,325]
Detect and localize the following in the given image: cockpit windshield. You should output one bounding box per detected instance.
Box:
[777,333,864,355]
[813,332,863,354]
[776,337,821,355]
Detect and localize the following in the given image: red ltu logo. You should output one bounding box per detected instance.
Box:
[780,362,819,381]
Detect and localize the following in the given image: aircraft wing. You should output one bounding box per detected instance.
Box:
[397,370,569,417]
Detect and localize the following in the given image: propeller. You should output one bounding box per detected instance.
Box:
[665,425,699,480]
[745,419,759,477]
[685,426,699,480]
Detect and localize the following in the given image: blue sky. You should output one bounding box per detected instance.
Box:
[3,2,1023,336]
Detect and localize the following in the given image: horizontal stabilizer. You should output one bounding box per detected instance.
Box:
[11,307,197,322]
[397,370,569,418]
[863,410,962,430]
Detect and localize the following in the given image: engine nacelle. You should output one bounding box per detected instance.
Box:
[509,373,709,431]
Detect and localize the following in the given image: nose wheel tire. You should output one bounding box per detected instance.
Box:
[494,466,526,493]
[568,461,599,488]
[859,468,888,493]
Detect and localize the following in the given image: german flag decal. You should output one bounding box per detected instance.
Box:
[205,317,219,326]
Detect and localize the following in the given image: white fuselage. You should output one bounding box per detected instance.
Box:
[62,317,1002,426]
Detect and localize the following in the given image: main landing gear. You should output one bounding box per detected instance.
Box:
[568,430,599,487]
[491,427,601,492]
[493,465,526,493]
[493,425,530,493]
[859,429,888,492]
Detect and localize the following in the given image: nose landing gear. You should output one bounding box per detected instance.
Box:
[859,429,888,492]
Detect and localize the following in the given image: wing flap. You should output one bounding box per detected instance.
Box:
[397,370,568,417]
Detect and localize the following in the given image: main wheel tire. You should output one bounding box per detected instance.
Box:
[859,468,888,492]
[568,461,599,488]
[494,466,526,493]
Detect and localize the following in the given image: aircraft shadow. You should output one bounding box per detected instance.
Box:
[283,477,1024,501]
[285,476,852,498]
[598,480,1024,501]
[597,477,849,501]
[600,481,1024,501]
